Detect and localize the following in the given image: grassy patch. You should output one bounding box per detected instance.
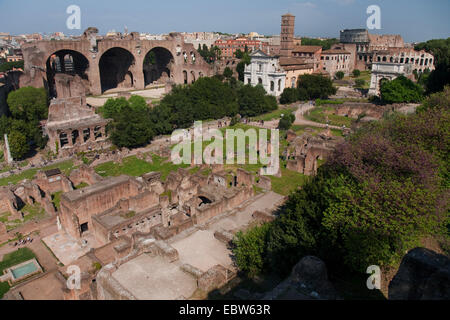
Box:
[51,192,62,211]
[94,154,189,181]
[2,203,46,231]
[270,166,308,196]
[0,160,75,186]
[251,106,296,121]
[0,247,37,299]
[305,106,353,127]
[120,211,136,219]
[343,70,371,89]
[74,182,89,189]
[0,281,9,299]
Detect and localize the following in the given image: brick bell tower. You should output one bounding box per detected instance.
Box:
[280,13,295,58]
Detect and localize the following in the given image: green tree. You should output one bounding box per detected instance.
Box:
[354,79,365,88]
[237,84,276,117]
[8,130,29,160]
[236,52,251,82]
[415,38,450,93]
[223,67,233,79]
[100,97,129,119]
[110,106,154,148]
[352,69,361,77]
[335,71,345,80]
[380,76,424,104]
[297,74,337,99]
[0,60,24,72]
[279,88,299,104]
[6,87,48,122]
[300,37,339,50]
[233,223,271,278]
[128,95,148,112]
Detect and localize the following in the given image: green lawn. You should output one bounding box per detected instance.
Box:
[1,203,47,231]
[251,106,297,121]
[0,248,37,299]
[94,154,189,181]
[74,182,89,189]
[0,160,75,186]
[305,106,353,127]
[51,191,62,211]
[342,70,372,89]
[270,166,308,196]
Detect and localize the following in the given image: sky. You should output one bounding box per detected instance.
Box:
[0,0,449,42]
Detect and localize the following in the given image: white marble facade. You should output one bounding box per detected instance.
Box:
[244,50,286,97]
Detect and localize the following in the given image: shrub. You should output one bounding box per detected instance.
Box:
[335,71,345,80]
[380,76,424,104]
[297,74,337,100]
[233,223,271,278]
[355,79,365,88]
[279,88,299,104]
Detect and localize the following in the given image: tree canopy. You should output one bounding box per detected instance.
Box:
[7,86,48,122]
[415,38,450,93]
[100,76,278,147]
[233,86,450,277]
[380,75,424,104]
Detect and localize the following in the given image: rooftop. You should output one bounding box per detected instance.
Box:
[292,45,322,53]
[61,175,131,203]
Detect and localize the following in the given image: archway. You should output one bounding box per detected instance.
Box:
[143,47,174,87]
[198,196,212,207]
[99,47,135,93]
[46,49,89,98]
[379,77,389,90]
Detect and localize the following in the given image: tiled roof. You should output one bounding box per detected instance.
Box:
[292,45,322,53]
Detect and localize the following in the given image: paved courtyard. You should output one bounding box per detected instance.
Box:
[112,254,197,300]
[42,231,102,265]
[172,230,232,272]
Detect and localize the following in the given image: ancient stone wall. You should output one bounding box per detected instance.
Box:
[20,30,213,96]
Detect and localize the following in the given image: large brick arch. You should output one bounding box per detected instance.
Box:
[20,32,213,95]
[46,49,90,97]
[142,46,175,87]
[98,47,136,93]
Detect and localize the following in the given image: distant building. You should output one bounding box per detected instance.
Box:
[337,28,433,73]
[6,55,22,62]
[292,45,323,72]
[243,50,286,96]
[181,32,220,49]
[368,62,413,96]
[214,38,268,58]
[277,14,315,87]
[372,47,435,74]
[320,49,351,77]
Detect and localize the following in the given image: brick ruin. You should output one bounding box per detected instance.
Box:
[42,74,111,158]
[19,28,213,96]
[286,130,344,176]
[58,165,255,246]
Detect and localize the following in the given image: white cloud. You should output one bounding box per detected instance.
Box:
[294,1,317,9]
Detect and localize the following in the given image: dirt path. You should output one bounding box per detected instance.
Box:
[294,103,343,130]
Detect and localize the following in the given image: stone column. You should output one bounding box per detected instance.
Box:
[67,130,73,147]
[100,126,106,138]
[87,54,102,96]
[89,127,95,142]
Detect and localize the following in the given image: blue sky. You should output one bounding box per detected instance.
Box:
[0,0,449,42]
